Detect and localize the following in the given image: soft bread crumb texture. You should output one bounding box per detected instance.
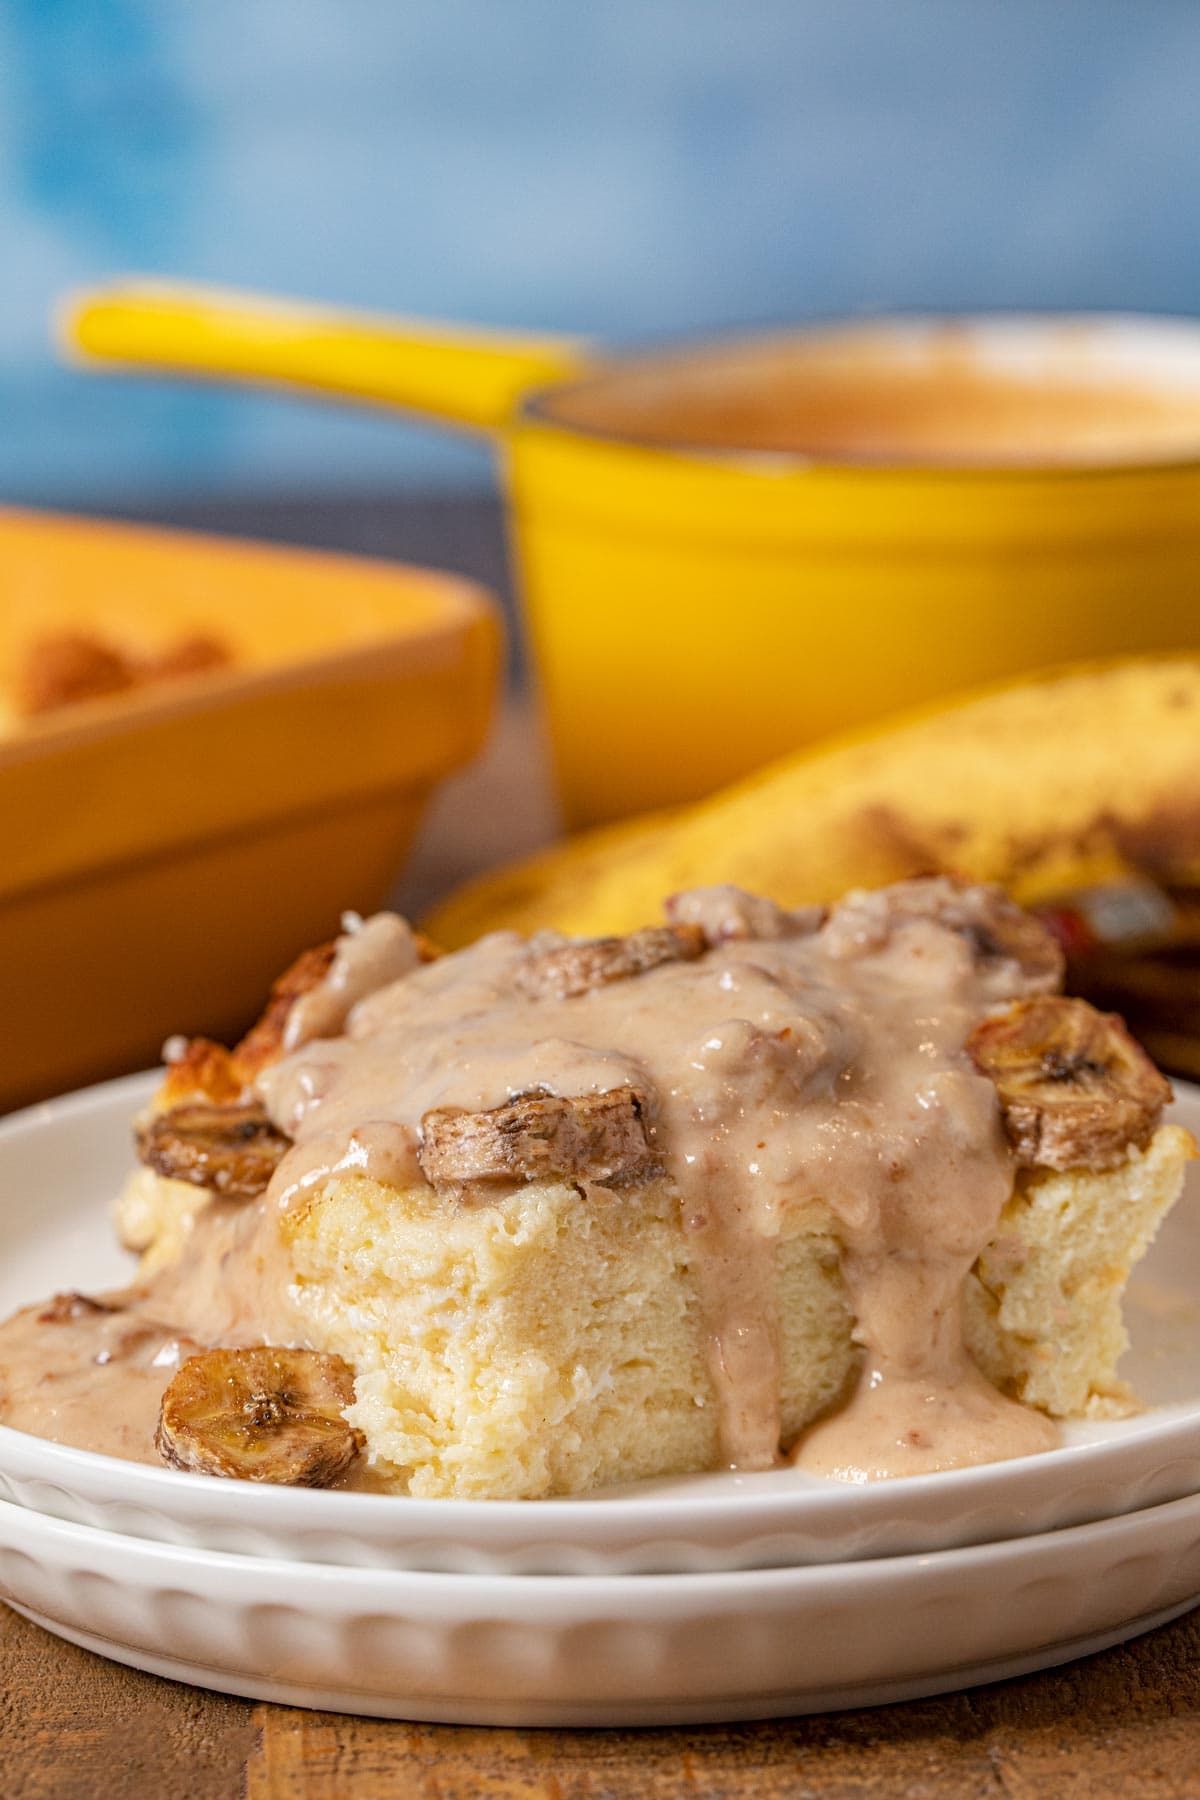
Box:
[115,1167,213,1277]
[279,1177,853,1499]
[123,1123,1193,1498]
[964,1122,1195,1419]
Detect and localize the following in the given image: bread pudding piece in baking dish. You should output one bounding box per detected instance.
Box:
[1,882,1191,1498]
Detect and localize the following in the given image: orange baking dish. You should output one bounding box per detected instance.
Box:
[0,506,500,1111]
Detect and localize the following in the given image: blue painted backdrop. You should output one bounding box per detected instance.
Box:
[3,0,1200,501]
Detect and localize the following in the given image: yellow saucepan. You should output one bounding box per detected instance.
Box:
[63,284,1200,826]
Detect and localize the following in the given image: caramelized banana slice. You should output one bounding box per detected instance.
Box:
[137,1102,291,1199]
[968,994,1171,1170]
[156,1347,361,1485]
[516,923,705,999]
[420,1085,656,1189]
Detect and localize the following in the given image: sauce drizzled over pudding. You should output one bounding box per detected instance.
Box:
[0,880,1191,1498]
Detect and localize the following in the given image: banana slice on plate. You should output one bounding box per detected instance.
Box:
[156,1346,362,1486]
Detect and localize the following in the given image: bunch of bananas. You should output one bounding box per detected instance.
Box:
[427,656,1200,1074]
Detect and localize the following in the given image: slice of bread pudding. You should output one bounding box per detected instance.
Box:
[64,878,1185,1499]
[0,882,1188,1494]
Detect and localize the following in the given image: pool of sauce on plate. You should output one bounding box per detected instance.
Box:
[0,1280,388,1491]
[0,879,1061,1486]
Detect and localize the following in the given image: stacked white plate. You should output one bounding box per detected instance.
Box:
[3,1074,1200,1725]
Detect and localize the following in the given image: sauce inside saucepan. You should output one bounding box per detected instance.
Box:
[540,319,1200,466]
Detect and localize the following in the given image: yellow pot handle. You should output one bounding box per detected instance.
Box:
[58,280,590,433]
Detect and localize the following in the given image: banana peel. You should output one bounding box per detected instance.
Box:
[426,656,1200,945]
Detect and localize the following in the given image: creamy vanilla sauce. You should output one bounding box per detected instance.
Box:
[0,1303,200,1466]
[0,883,1064,1485]
[0,1203,389,1489]
[283,912,421,1052]
[260,885,1060,1476]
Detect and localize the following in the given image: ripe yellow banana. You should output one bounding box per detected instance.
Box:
[426,655,1200,946]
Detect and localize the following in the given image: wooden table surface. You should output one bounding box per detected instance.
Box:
[7,700,1200,1798]
[8,1599,1200,1799]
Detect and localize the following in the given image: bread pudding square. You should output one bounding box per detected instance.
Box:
[2,880,1190,1498]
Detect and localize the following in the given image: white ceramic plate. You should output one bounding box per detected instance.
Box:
[3,1073,1200,1574]
[3,1487,1200,1724]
